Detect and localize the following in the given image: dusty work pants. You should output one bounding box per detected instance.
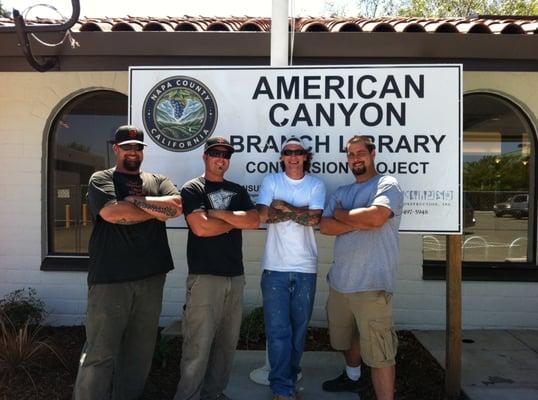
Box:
[73,273,166,400]
[174,274,244,400]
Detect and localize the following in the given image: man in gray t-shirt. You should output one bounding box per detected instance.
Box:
[320,135,403,400]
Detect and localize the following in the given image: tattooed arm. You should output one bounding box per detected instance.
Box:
[125,195,182,221]
[99,200,156,225]
[257,204,293,224]
[99,196,181,225]
[258,200,322,226]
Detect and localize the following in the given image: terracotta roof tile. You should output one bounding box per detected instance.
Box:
[2,16,538,34]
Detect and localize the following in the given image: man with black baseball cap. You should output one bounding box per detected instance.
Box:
[174,136,259,400]
[203,136,235,153]
[74,125,182,400]
[114,125,148,146]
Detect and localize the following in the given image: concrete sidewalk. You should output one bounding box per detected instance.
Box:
[413,330,538,400]
[225,351,358,400]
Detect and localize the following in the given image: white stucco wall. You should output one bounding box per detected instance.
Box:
[0,71,537,329]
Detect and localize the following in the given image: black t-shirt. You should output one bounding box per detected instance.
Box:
[87,168,180,285]
[181,176,255,277]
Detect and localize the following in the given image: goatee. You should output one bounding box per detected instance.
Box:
[352,165,366,176]
[123,159,141,172]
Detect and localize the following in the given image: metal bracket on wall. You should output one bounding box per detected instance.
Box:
[1,0,80,72]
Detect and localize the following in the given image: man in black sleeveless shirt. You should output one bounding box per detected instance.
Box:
[74,125,182,400]
[174,137,259,400]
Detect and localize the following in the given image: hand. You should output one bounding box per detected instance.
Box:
[334,208,346,221]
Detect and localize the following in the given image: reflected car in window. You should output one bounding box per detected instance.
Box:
[493,194,528,218]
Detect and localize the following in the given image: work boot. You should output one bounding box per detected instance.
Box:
[322,370,362,393]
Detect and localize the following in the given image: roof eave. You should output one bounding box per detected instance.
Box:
[1,31,538,71]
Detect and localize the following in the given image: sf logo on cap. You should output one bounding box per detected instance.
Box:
[128,129,138,138]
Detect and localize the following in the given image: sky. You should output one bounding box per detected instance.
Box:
[2,0,349,19]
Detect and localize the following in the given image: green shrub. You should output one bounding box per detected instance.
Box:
[239,307,265,349]
[0,288,46,330]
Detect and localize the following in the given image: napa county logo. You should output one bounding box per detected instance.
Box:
[143,77,218,152]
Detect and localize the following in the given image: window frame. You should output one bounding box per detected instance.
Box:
[423,91,538,282]
[41,88,127,271]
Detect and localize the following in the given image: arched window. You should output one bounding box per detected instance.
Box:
[423,93,536,280]
[42,90,127,270]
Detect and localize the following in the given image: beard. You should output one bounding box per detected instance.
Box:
[123,158,141,172]
[351,164,366,176]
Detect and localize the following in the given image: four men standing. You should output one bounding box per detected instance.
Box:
[77,126,402,400]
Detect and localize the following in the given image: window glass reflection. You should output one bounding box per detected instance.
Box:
[48,91,127,255]
[423,94,533,263]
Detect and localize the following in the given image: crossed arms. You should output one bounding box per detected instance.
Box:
[257,200,322,227]
[99,195,183,225]
[186,208,260,237]
[319,204,393,236]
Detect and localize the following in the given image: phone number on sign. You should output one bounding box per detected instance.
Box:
[403,209,429,215]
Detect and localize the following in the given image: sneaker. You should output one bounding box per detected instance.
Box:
[322,370,362,393]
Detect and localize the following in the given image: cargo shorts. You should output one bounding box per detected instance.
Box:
[326,287,398,368]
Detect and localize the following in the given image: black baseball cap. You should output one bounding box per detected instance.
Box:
[204,136,235,153]
[114,125,147,146]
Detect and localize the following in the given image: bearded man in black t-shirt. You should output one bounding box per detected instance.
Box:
[73,125,182,400]
[173,137,259,400]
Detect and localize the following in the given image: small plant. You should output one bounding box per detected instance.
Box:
[239,307,265,349]
[0,288,46,330]
[0,316,67,393]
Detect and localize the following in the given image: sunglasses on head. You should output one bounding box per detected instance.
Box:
[206,149,232,159]
[118,143,144,151]
[282,149,306,156]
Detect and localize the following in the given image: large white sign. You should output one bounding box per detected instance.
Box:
[129,65,462,234]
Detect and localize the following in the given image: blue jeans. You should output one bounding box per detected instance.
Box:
[261,270,316,397]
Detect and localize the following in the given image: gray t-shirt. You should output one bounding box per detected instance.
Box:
[323,175,403,293]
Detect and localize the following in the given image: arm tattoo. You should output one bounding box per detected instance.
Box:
[267,208,292,223]
[133,199,178,217]
[267,206,321,226]
[291,212,321,226]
